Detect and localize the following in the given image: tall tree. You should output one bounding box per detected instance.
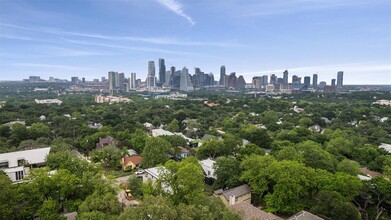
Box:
[142,137,171,168]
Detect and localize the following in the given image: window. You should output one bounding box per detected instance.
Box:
[18,159,26,166]
[207,171,211,176]
[0,161,9,168]
[15,171,24,181]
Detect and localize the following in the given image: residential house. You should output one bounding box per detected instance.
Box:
[379,143,391,153]
[121,155,142,171]
[96,136,118,151]
[175,147,190,160]
[214,184,251,206]
[360,167,383,180]
[151,128,174,137]
[142,166,173,193]
[287,211,324,220]
[0,147,51,182]
[199,159,216,180]
[229,202,282,220]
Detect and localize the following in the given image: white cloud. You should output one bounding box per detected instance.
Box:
[10,63,96,71]
[155,0,195,25]
[0,23,242,47]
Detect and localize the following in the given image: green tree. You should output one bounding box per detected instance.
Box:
[240,155,275,196]
[265,160,317,214]
[0,173,17,219]
[337,159,361,175]
[159,157,205,205]
[119,196,178,220]
[90,146,125,168]
[38,198,65,220]
[126,176,143,199]
[276,146,303,162]
[160,135,187,148]
[29,122,51,140]
[213,157,242,189]
[310,190,361,220]
[78,191,122,218]
[142,137,171,168]
[296,140,337,172]
[196,139,225,159]
[166,119,180,132]
[130,129,148,153]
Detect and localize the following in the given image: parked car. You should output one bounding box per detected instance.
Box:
[135,170,144,175]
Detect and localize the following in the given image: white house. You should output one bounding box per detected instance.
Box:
[379,143,391,153]
[35,99,62,105]
[0,147,51,182]
[142,166,164,183]
[199,159,216,179]
[151,128,174,137]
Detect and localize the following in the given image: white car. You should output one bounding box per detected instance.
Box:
[135,170,144,175]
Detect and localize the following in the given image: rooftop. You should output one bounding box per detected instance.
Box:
[123,155,143,166]
[0,147,51,168]
[230,202,282,220]
[151,128,174,137]
[215,184,251,201]
[287,211,324,220]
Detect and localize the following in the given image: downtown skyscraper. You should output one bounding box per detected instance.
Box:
[220,65,226,86]
[158,58,166,85]
[130,72,136,89]
[337,71,344,90]
[313,74,318,88]
[147,61,155,90]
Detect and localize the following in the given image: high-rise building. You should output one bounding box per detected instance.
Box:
[228,72,237,88]
[313,74,318,88]
[180,67,193,91]
[262,75,269,85]
[331,79,336,87]
[193,67,204,88]
[252,77,262,89]
[147,61,155,90]
[337,71,343,90]
[204,73,214,86]
[283,70,289,84]
[270,74,277,84]
[236,75,246,89]
[117,73,125,89]
[220,65,226,86]
[158,58,166,85]
[130,73,136,89]
[304,76,311,86]
[318,81,327,90]
[292,75,299,84]
[108,72,117,91]
[71,77,79,84]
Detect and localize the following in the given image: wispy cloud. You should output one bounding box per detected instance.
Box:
[61,38,208,56]
[235,0,384,17]
[0,33,32,41]
[155,0,195,25]
[10,62,96,71]
[0,23,240,47]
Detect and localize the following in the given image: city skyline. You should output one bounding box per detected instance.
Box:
[0,0,390,84]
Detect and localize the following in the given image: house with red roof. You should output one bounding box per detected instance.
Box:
[121,155,143,171]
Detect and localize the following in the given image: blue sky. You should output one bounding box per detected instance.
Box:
[0,0,390,84]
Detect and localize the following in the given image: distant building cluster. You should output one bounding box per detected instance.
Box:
[22,57,346,94]
[155,93,187,100]
[35,99,63,105]
[373,100,391,106]
[95,95,133,104]
[251,70,343,94]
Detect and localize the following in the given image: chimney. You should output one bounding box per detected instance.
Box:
[229,194,236,205]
